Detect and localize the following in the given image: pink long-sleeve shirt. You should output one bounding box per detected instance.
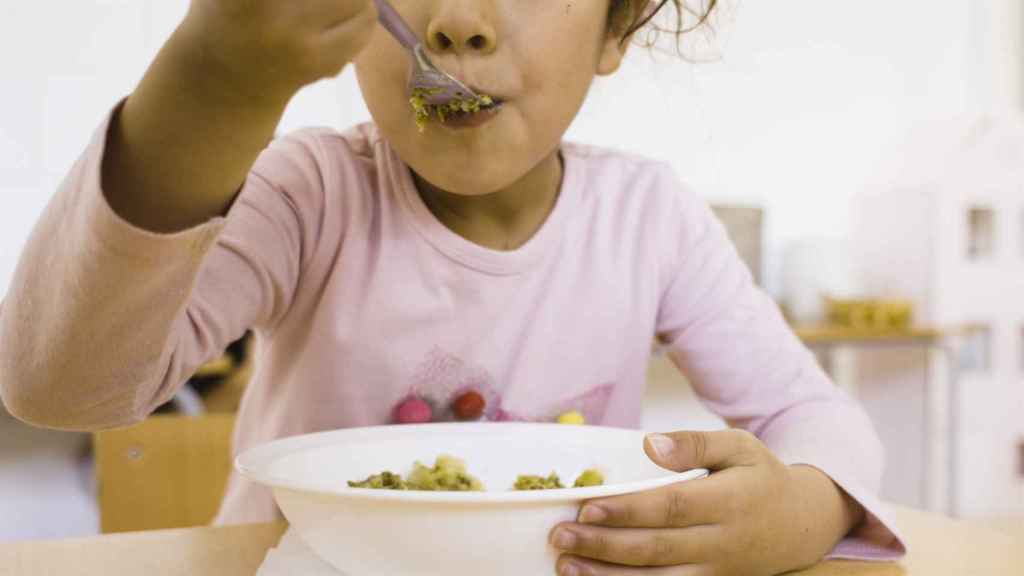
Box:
[0,101,904,559]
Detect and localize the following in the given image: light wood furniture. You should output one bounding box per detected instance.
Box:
[93,414,237,533]
[0,522,285,576]
[793,326,947,344]
[982,517,1024,540]
[198,360,252,414]
[2,506,1020,575]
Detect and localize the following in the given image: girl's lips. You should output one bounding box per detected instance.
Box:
[439,102,504,130]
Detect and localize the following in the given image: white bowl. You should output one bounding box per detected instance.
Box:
[237,423,708,576]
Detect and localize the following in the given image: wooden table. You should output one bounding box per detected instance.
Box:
[1,506,1020,575]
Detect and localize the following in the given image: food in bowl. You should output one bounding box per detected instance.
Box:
[348,454,483,491]
[350,454,605,492]
[514,468,605,490]
[572,468,605,487]
[513,472,563,490]
[346,470,409,490]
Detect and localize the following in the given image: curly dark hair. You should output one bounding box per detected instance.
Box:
[610,0,718,48]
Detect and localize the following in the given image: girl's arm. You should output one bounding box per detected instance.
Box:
[0,105,326,430]
[101,22,291,233]
[653,176,905,559]
[0,0,376,429]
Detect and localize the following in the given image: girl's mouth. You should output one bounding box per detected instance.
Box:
[410,89,504,131]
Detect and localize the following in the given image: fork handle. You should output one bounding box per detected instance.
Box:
[374,0,421,50]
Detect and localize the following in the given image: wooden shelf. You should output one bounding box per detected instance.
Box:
[793,325,949,345]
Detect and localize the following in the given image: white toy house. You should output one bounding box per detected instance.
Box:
[853,114,1024,519]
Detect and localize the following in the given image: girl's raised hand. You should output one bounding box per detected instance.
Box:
[181,0,379,102]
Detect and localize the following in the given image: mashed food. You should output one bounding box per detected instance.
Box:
[348,455,483,491]
[572,469,606,488]
[349,455,605,492]
[410,88,495,131]
[514,469,605,490]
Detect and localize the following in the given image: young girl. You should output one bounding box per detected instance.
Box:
[0,0,905,573]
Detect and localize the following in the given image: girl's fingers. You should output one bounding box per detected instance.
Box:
[575,469,741,529]
[550,523,722,567]
[643,429,766,474]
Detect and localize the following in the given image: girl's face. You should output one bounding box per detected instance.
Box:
[353,0,630,196]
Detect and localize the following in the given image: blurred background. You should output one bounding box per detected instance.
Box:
[1,0,1022,542]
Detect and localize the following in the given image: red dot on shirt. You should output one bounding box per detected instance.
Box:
[452,390,486,421]
[393,396,433,424]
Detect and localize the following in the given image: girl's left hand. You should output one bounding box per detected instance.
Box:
[549,430,865,576]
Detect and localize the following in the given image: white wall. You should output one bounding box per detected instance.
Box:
[1,1,182,295]
[969,0,1024,111]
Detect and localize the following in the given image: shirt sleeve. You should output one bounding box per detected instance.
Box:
[0,98,326,431]
[654,173,906,560]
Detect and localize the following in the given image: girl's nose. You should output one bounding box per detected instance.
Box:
[426,2,498,56]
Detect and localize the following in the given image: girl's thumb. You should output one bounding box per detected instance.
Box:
[643,430,760,472]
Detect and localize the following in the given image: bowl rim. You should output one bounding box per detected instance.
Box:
[236,422,710,504]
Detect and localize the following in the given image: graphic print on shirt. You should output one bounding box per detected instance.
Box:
[391,346,615,425]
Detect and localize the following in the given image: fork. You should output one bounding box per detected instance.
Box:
[373,0,481,107]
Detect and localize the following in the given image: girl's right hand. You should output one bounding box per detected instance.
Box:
[180,0,379,103]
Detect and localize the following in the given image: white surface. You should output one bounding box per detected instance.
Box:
[0,415,98,542]
[257,528,346,576]
[238,423,707,576]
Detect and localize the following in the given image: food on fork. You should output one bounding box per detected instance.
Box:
[410,88,496,131]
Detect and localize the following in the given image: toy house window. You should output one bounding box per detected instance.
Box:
[967,207,995,259]
[959,324,992,373]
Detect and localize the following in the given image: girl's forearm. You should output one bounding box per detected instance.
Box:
[788,464,866,560]
[101,21,293,234]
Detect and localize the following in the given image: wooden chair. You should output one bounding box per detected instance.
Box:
[93,334,254,533]
[93,414,237,533]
